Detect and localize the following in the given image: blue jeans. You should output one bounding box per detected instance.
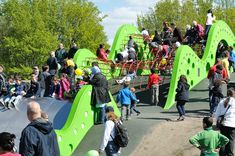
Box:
[176,101,186,116]
[204,25,211,40]
[95,104,107,124]
[105,141,120,156]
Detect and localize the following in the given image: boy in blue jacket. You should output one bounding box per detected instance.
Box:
[116,80,138,121]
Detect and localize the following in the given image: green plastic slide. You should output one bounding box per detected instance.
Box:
[55,85,120,156]
[164,20,235,109]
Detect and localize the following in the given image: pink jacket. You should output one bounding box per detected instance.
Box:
[58,78,70,99]
[0,153,21,156]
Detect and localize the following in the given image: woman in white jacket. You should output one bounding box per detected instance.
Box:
[214,89,235,156]
[99,106,120,156]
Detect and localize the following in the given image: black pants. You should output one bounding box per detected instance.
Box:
[220,126,235,156]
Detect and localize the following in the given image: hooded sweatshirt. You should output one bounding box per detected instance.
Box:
[19,118,60,156]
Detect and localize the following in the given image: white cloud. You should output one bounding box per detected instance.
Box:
[93,0,157,45]
[102,7,138,44]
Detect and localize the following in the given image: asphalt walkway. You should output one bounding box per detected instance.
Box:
[73,73,235,156]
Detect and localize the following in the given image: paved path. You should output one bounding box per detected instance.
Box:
[73,73,235,156]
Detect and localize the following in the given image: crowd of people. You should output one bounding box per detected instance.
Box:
[0,8,235,156]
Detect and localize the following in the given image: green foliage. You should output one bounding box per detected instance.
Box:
[137,0,235,35]
[0,0,107,78]
[7,65,32,80]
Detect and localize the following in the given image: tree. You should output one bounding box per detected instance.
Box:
[137,0,235,36]
[0,0,107,77]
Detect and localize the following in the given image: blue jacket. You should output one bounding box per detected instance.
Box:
[19,118,60,156]
[14,83,25,96]
[116,87,137,105]
[229,50,235,62]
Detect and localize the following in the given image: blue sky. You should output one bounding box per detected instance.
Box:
[89,0,157,45]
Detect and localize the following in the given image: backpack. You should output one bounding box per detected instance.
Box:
[212,72,222,85]
[111,120,129,147]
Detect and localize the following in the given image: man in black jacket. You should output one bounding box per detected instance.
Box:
[19,101,60,156]
[89,66,111,124]
[47,51,58,76]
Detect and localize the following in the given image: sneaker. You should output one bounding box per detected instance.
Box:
[177,116,184,121]
[137,112,141,116]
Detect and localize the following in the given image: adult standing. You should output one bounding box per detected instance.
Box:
[99,106,120,156]
[19,101,60,156]
[175,75,190,121]
[47,51,58,76]
[146,68,162,105]
[127,36,135,49]
[67,43,78,59]
[204,9,215,41]
[215,89,235,156]
[89,66,111,124]
[55,43,67,68]
[38,65,51,97]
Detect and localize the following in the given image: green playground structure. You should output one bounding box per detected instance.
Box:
[55,20,235,155]
[164,20,235,109]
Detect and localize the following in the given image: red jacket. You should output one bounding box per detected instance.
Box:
[207,64,227,79]
[98,48,108,61]
[147,73,161,88]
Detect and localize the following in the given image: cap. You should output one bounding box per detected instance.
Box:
[175,42,181,48]
[105,106,114,113]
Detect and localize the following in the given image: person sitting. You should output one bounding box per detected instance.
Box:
[58,73,70,100]
[24,74,39,99]
[8,76,26,109]
[97,44,108,61]
[156,44,170,59]
[116,70,136,84]
[127,47,137,62]
[152,30,162,45]
[170,22,183,43]
[192,21,204,42]
[183,24,196,46]
[0,77,15,108]
[0,132,20,156]
[49,76,60,98]
[115,48,129,63]
[189,117,229,156]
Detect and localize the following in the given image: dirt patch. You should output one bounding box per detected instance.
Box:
[131,117,203,156]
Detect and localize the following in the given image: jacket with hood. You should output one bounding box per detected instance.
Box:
[89,67,111,105]
[19,118,60,156]
[175,80,190,102]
